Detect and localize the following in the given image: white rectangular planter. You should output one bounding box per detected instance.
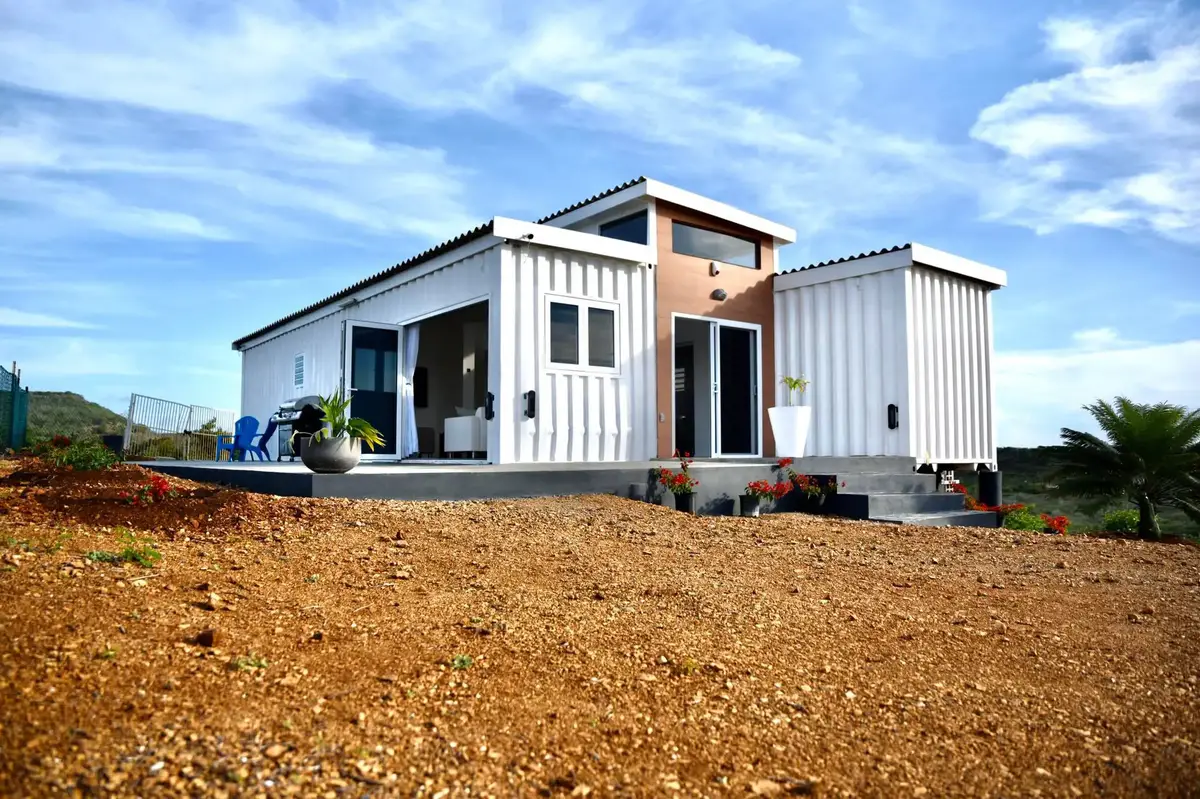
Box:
[768,405,811,458]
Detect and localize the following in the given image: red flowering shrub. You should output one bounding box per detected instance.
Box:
[774,459,837,499]
[745,479,792,500]
[51,435,72,449]
[119,474,176,506]
[951,482,1025,520]
[656,451,699,496]
[1041,513,1070,535]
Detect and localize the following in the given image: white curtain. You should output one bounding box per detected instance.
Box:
[400,324,420,458]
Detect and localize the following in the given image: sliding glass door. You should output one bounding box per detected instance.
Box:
[711,322,760,456]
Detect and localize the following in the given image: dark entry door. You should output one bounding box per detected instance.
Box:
[717,326,756,455]
[349,325,398,456]
[674,343,695,456]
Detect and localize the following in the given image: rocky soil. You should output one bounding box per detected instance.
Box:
[1,458,1198,797]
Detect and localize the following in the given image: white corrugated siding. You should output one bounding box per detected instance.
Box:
[496,242,656,463]
[906,266,995,465]
[239,247,496,435]
[775,269,910,457]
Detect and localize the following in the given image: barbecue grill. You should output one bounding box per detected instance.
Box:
[270,395,324,461]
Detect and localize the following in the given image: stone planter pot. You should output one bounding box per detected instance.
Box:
[673,492,696,514]
[768,405,812,458]
[300,436,361,474]
[740,494,762,517]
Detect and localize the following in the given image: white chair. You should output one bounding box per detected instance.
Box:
[444,407,486,457]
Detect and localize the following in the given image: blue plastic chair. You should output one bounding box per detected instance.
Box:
[215,416,266,462]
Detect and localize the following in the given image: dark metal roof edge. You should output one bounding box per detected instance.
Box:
[231,220,496,349]
[535,176,648,224]
[779,243,912,275]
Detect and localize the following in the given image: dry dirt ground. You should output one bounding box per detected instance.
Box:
[1,459,1198,798]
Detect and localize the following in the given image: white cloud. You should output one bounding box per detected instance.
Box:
[0,308,97,329]
[996,334,1200,446]
[972,7,1200,243]
[0,0,972,244]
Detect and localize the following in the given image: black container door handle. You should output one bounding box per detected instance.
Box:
[887,403,899,430]
[485,392,495,421]
[523,390,536,419]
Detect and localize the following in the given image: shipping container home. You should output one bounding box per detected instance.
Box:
[773,243,1008,470]
[232,178,1007,470]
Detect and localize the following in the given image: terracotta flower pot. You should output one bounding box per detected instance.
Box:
[301,436,361,474]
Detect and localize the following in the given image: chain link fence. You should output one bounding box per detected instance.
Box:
[123,394,236,461]
[1,362,29,451]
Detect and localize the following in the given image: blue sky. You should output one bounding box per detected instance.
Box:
[1,0,1197,445]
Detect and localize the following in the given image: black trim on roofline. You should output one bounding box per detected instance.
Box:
[778,244,911,275]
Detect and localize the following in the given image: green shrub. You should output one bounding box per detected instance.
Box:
[45,441,120,471]
[1003,507,1045,532]
[1103,508,1143,535]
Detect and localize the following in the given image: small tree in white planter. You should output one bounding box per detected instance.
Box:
[768,375,812,458]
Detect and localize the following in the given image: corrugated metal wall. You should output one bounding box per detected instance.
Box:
[905,266,995,466]
[774,269,910,457]
[239,247,496,433]
[773,265,996,466]
[495,242,656,463]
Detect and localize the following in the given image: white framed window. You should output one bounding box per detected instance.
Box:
[545,294,620,373]
[293,352,306,391]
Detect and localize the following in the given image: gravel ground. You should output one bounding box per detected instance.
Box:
[1,459,1198,798]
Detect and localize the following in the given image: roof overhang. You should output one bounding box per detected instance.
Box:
[774,243,1007,292]
[493,217,655,264]
[542,179,797,244]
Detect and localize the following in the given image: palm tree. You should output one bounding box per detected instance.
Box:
[1055,398,1200,540]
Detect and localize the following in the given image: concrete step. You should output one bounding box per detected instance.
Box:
[872,510,1000,528]
[865,492,966,516]
[838,472,938,494]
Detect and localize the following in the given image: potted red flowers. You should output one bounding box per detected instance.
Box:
[656,451,699,513]
[775,458,840,512]
[741,479,792,517]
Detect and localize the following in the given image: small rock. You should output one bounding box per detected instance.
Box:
[310,631,324,642]
[1035,767,1052,777]
[844,690,856,700]
[749,779,782,796]
[393,532,404,541]
[637,672,657,682]
[203,593,221,611]
[192,629,219,647]
[265,744,286,759]
[1140,607,1154,616]
[1055,560,1067,569]
[790,585,801,594]
[195,582,211,592]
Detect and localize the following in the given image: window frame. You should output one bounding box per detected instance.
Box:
[598,210,649,245]
[543,293,622,375]
[293,352,306,392]
[670,220,760,269]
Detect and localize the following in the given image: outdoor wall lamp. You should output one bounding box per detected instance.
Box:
[710,260,720,276]
[711,288,727,301]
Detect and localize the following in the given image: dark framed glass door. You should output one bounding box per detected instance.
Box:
[346,323,399,457]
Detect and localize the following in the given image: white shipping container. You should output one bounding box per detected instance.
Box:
[773,244,1006,469]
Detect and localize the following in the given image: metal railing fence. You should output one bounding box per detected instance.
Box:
[123,394,236,461]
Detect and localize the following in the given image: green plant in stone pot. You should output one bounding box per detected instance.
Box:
[294,390,385,474]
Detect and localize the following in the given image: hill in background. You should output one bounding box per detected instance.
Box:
[27,392,126,442]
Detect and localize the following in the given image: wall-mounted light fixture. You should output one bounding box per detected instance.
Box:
[339,297,360,310]
[711,288,727,301]
[710,260,720,276]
